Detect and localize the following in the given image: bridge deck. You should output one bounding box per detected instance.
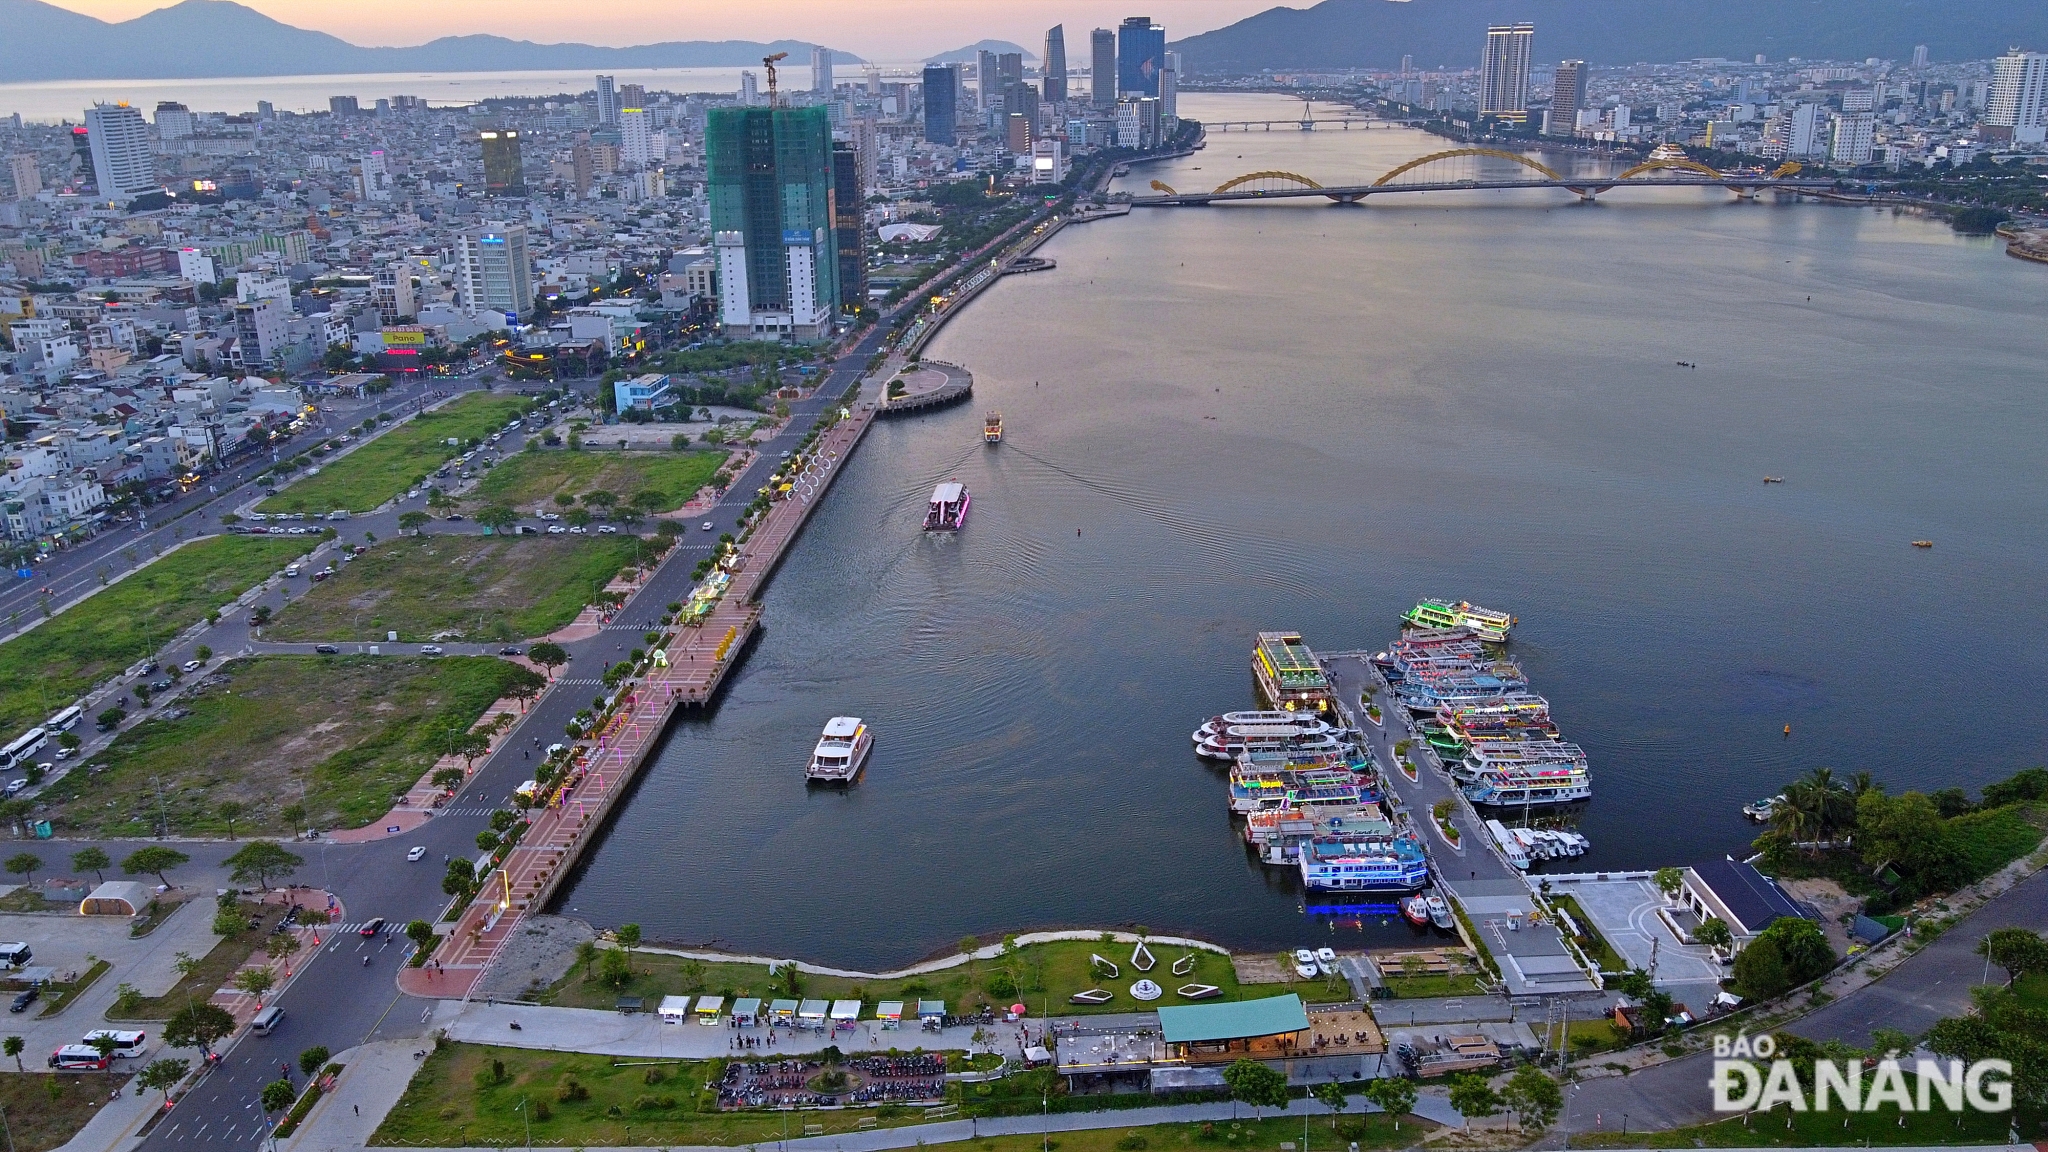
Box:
[1134,176,1835,206]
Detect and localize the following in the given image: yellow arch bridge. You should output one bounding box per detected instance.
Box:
[1141,152,1819,205]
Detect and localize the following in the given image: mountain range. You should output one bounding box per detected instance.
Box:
[923,41,1037,66]
[1171,0,2048,74]
[0,0,864,82]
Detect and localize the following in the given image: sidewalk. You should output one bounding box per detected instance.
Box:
[282,1039,426,1152]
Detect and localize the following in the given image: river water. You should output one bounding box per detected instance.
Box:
[557,93,2048,969]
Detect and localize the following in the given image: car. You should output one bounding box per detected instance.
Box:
[701,521,714,532]
[180,660,203,673]
[406,846,428,862]
[9,988,36,1013]
[284,565,301,578]
[419,645,444,656]
[567,525,585,534]
[498,646,522,656]
[3,780,26,797]
[546,524,566,534]
[358,917,385,937]
[314,644,340,655]
[539,512,560,521]
[138,662,159,676]
[148,679,173,692]
[445,514,465,522]
[52,747,70,761]
[597,525,617,534]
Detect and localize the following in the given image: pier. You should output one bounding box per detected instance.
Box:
[880,359,974,416]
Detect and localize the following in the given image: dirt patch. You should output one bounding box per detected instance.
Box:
[477,913,597,1001]
[1233,955,1289,984]
[1781,877,1860,956]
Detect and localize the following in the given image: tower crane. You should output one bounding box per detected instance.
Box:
[762,52,788,107]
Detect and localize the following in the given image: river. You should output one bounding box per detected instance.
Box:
[554,93,2048,969]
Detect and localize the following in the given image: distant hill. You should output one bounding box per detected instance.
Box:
[0,0,866,82]
[1170,0,2048,74]
[924,40,1037,66]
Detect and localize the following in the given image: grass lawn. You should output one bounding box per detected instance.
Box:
[2015,970,2048,1012]
[259,393,529,513]
[0,535,312,735]
[372,1043,1431,1150]
[1377,973,1486,999]
[1572,1099,2043,1147]
[0,1073,124,1152]
[470,448,728,513]
[1546,893,1627,974]
[38,655,541,835]
[265,535,645,643]
[106,898,292,1021]
[537,938,1349,1017]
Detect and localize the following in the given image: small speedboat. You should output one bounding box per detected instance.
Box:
[1314,947,1336,965]
[1069,988,1113,1005]
[1426,895,1453,930]
[1402,896,1430,926]
[1294,959,1317,979]
[1911,540,1933,548]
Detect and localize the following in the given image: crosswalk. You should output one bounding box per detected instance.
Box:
[436,806,498,817]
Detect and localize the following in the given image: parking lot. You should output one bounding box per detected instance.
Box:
[1545,875,1725,1001]
[0,896,219,1067]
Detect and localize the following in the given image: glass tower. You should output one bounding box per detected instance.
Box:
[706,104,839,322]
[1117,17,1165,99]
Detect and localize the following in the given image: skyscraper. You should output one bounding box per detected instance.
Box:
[619,83,646,109]
[620,108,655,165]
[997,53,1025,94]
[458,224,534,318]
[84,103,154,199]
[1479,23,1535,124]
[1043,26,1068,104]
[1985,49,2048,144]
[705,104,839,339]
[812,46,834,94]
[1091,29,1116,108]
[6,154,40,200]
[978,50,999,111]
[1546,61,1586,136]
[831,141,866,311]
[154,101,194,140]
[1911,44,1929,69]
[328,96,358,116]
[922,64,958,145]
[740,71,759,106]
[1160,50,1179,124]
[595,75,619,126]
[1118,17,1166,99]
[479,128,526,196]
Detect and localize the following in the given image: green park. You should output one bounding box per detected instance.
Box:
[257,393,531,514]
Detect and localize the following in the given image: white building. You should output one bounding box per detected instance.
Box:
[1829,111,1875,166]
[620,108,655,166]
[85,103,155,199]
[237,275,290,304]
[1030,138,1067,184]
[5,153,38,200]
[176,247,218,284]
[457,225,534,318]
[812,46,834,94]
[358,151,393,202]
[232,297,290,367]
[373,262,415,322]
[153,101,195,140]
[1985,50,2048,144]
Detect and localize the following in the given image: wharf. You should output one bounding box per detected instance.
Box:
[1322,652,1601,998]
[880,359,974,416]
[405,383,885,1000]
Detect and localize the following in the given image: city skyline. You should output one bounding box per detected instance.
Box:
[30,0,1267,60]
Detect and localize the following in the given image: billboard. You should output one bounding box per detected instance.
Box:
[381,326,426,349]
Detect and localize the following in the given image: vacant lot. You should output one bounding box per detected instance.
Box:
[266,535,644,643]
[0,1073,120,1152]
[471,448,727,514]
[540,937,1348,1017]
[259,393,529,514]
[0,535,311,735]
[38,654,540,835]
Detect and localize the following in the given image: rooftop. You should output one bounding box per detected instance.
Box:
[1157,993,1308,1044]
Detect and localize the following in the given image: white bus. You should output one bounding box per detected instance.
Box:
[0,729,47,771]
[45,705,82,733]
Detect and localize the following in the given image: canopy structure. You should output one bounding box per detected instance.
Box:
[829,999,862,1022]
[658,995,694,1022]
[1156,994,1309,1063]
[79,881,147,916]
[732,997,764,1023]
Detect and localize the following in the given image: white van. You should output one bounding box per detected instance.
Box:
[0,942,31,968]
[250,1006,284,1035]
[49,1045,110,1070]
[80,1029,146,1058]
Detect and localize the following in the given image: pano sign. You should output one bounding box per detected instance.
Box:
[1710,1033,2012,1113]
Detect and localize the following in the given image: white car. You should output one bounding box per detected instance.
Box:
[701,521,714,532]
[568,525,586,534]
[547,524,566,534]
[406,846,428,862]
[419,644,444,656]
[596,525,617,534]
[539,512,560,521]
[180,660,203,673]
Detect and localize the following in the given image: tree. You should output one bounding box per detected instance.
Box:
[249,604,272,627]
[1221,1058,1290,1117]
[443,859,479,898]
[97,706,127,730]
[234,967,276,1002]
[453,731,492,771]
[139,1057,189,1101]
[1446,1073,1503,1129]
[1734,917,1835,998]
[217,800,245,839]
[398,510,430,535]
[1,1034,20,1071]
[4,852,41,884]
[265,932,299,962]
[616,922,642,969]
[57,731,80,753]
[1501,1065,1562,1131]
[164,1002,236,1056]
[566,507,592,528]
[1978,928,2048,987]
[71,846,110,883]
[1312,1080,1347,1128]
[527,642,567,678]
[261,1078,296,1114]
[123,846,190,888]
[1857,789,1966,892]
[582,489,617,513]
[630,489,667,514]
[476,505,519,534]
[1696,917,1734,950]
[299,1046,331,1077]
[224,841,304,890]
[1652,866,1683,900]
[597,946,633,989]
[406,919,435,951]
[281,803,306,835]
[1364,1075,1419,1130]
[194,645,212,662]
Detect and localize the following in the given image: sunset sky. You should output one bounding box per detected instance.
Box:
[43,0,1289,58]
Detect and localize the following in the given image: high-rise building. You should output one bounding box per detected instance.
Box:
[1091,29,1117,108]
[1006,112,1032,153]
[830,141,866,311]
[998,53,1024,94]
[1546,60,1586,135]
[1985,49,2048,144]
[1118,17,1166,98]
[5,154,40,200]
[570,141,593,197]
[619,83,646,109]
[1400,54,1414,78]
[812,46,834,93]
[740,71,759,106]
[232,296,289,367]
[1911,44,1929,69]
[1829,111,1875,165]
[620,108,656,165]
[84,103,154,199]
[329,95,358,116]
[154,101,194,140]
[1160,51,1179,125]
[1030,138,1067,184]
[1043,26,1068,104]
[595,75,619,126]
[479,128,526,196]
[358,151,392,202]
[1479,23,1535,124]
[922,64,958,145]
[373,261,416,322]
[458,224,534,318]
[705,104,839,340]
[976,50,999,111]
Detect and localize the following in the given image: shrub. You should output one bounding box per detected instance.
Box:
[556,1075,588,1102]
[642,1067,665,1085]
[533,1100,551,1120]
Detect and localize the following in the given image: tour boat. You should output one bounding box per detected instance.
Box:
[984,411,1003,443]
[1295,834,1430,892]
[1194,725,1344,762]
[1401,896,1432,925]
[1402,599,1515,644]
[922,481,969,531]
[805,717,872,783]
[1251,631,1335,713]
[1426,895,1453,930]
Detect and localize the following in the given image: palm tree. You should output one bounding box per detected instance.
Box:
[1772,767,1853,852]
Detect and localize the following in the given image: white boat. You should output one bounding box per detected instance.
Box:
[1314,947,1336,965]
[805,717,872,783]
[1294,960,1317,979]
[922,481,969,531]
[1485,819,1530,870]
[1426,895,1453,930]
